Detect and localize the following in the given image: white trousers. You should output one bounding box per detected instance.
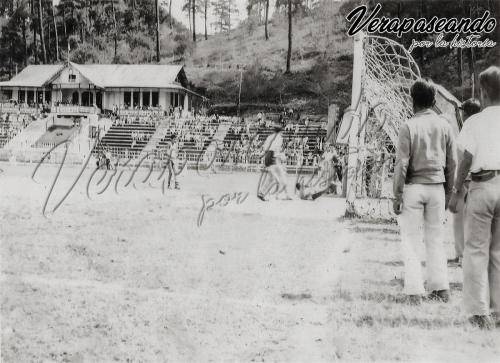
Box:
[452,182,469,258]
[463,177,500,316]
[398,184,449,295]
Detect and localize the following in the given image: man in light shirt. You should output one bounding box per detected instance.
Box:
[449,66,500,330]
[393,79,457,305]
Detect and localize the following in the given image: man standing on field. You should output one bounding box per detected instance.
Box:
[449,66,500,330]
[448,98,481,267]
[393,79,457,305]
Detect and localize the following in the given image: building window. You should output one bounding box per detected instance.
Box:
[45,91,51,104]
[152,92,159,107]
[18,90,25,103]
[27,90,35,104]
[36,90,44,103]
[72,91,79,105]
[124,91,131,107]
[142,92,150,107]
[68,74,77,83]
[1,89,12,101]
[81,91,93,106]
[132,91,139,107]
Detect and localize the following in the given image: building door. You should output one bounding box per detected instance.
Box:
[81,91,93,106]
[95,92,102,110]
[72,91,79,105]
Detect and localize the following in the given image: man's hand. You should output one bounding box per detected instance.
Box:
[448,192,459,213]
[393,199,403,215]
[445,192,451,210]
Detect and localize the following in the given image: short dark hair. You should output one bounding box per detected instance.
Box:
[479,66,500,102]
[410,79,436,109]
[460,98,481,119]
[295,182,301,190]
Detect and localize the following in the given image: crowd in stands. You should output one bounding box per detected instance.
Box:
[218,114,328,167]
[0,112,36,148]
[87,109,337,173]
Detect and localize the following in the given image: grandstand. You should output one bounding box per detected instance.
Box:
[87,113,329,171]
[93,118,158,160]
[0,107,330,172]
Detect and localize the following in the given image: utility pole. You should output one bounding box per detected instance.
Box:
[156,0,161,63]
[238,69,243,116]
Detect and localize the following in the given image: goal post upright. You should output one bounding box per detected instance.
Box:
[345,31,365,216]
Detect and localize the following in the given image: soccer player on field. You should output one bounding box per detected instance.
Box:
[167,135,180,189]
[257,123,293,201]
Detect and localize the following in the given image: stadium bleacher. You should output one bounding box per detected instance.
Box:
[2,108,329,171]
[0,113,33,148]
[93,116,158,159]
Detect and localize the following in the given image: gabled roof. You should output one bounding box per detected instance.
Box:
[0,63,188,90]
[0,64,65,88]
[69,62,187,89]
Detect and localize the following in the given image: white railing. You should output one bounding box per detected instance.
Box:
[0,103,40,114]
[52,105,99,114]
[117,108,165,117]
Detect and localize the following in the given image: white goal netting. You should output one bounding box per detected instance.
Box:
[340,33,461,219]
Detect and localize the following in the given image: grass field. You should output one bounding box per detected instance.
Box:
[1,162,499,362]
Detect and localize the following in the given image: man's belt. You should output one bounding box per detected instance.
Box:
[471,170,500,182]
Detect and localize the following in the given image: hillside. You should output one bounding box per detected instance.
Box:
[2,0,497,116]
[185,4,354,115]
[182,0,499,116]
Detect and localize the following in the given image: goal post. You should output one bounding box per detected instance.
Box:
[340,32,462,219]
[344,32,365,216]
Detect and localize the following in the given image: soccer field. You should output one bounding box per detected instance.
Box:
[1,162,499,362]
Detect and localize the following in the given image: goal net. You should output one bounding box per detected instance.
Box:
[338,32,462,219]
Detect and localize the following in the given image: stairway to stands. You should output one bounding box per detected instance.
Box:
[93,121,157,159]
[138,119,178,160]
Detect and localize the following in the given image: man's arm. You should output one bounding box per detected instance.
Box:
[454,150,473,194]
[393,124,411,202]
[448,150,472,213]
[449,121,475,213]
[444,126,457,197]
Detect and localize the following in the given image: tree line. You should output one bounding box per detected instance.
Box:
[0,0,193,78]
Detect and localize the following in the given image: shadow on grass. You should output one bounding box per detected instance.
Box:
[281,292,312,300]
[360,291,412,304]
[362,277,404,288]
[364,259,427,267]
[351,226,400,235]
[353,314,466,328]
